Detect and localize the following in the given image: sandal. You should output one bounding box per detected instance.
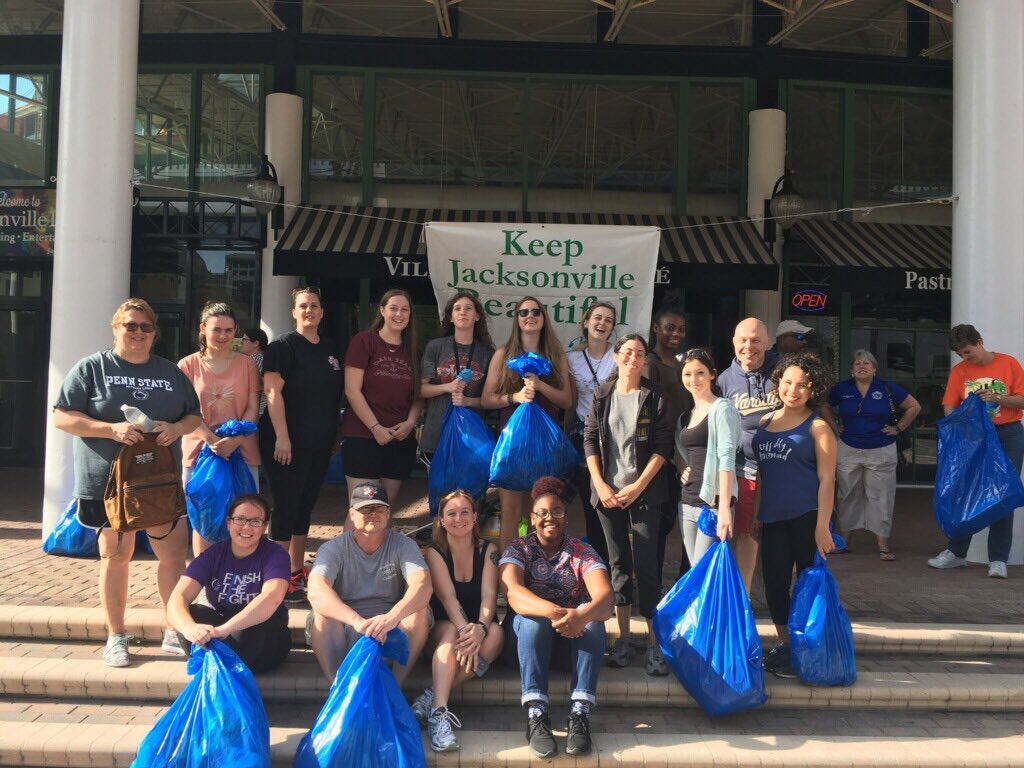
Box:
[878,549,896,561]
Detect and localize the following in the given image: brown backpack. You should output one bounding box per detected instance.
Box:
[103,435,185,534]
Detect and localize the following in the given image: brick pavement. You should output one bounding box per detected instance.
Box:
[4,467,1021,622]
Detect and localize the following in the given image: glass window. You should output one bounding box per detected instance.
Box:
[131,241,188,303]
[0,3,61,34]
[142,1,269,33]
[135,74,192,193]
[191,248,259,340]
[197,73,262,193]
[303,0,437,37]
[688,83,743,215]
[459,1,596,43]
[779,0,907,56]
[788,86,842,216]
[618,1,751,46]
[309,74,365,204]
[0,270,43,297]
[853,91,952,212]
[0,73,48,185]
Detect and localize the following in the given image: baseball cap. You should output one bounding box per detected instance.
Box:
[776,320,813,337]
[350,482,390,510]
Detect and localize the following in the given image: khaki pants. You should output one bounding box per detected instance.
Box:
[836,441,897,538]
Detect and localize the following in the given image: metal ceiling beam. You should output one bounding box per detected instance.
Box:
[593,0,657,42]
[426,0,462,38]
[905,0,953,24]
[920,38,953,57]
[248,0,287,31]
[767,0,832,44]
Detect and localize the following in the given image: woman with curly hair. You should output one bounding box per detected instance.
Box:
[753,352,837,679]
[481,297,573,551]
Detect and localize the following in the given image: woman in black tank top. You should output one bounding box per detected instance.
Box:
[411,491,505,752]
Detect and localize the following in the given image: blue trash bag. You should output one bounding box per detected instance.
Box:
[429,403,496,516]
[788,551,857,687]
[293,629,426,768]
[652,539,767,717]
[489,401,580,491]
[697,506,717,537]
[506,351,551,378]
[186,420,259,543]
[934,394,1024,540]
[131,639,271,768]
[42,500,99,558]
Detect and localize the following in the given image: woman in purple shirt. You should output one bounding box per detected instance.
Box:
[167,494,292,672]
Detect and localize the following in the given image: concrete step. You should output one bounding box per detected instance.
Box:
[1,604,1021,656]
[0,650,1020,712]
[4,718,1024,767]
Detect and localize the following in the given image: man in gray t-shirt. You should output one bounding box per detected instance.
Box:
[307,482,431,683]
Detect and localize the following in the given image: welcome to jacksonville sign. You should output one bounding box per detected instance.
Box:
[424,222,659,350]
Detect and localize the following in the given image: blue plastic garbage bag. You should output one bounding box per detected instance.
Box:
[42,500,99,558]
[186,420,259,543]
[293,629,426,768]
[788,551,857,687]
[652,539,767,717]
[697,506,717,537]
[934,394,1024,540]
[131,639,271,768]
[429,403,496,516]
[505,351,551,378]
[489,401,580,491]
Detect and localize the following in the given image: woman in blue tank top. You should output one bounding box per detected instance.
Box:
[752,352,837,679]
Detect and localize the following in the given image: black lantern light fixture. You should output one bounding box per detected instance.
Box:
[763,170,806,245]
[247,154,284,233]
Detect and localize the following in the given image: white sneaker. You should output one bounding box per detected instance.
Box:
[927,549,967,569]
[103,634,130,668]
[988,561,1008,579]
[161,628,186,656]
[410,687,434,726]
[427,706,461,753]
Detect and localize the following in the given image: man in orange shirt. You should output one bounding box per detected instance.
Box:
[928,324,1024,579]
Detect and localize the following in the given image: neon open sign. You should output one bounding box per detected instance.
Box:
[791,288,828,313]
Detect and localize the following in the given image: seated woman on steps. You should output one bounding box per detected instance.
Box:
[167,494,292,673]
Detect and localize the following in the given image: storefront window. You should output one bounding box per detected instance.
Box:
[198,74,262,193]
[309,73,364,204]
[191,247,259,340]
[688,82,743,215]
[0,73,48,185]
[788,86,842,216]
[132,241,188,303]
[135,74,192,192]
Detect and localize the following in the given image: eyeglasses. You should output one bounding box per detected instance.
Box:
[517,308,543,318]
[532,507,567,520]
[228,516,266,528]
[121,322,156,334]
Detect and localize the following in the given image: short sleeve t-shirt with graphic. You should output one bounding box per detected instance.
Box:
[828,377,910,450]
[500,533,606,609]
[943,352,1024,426]
[340,331,416,440]
[418,336,494,453]
[259,332,344,448]
[54,350,202,499]
[310,529,427,619]
[178,352,262,467]
[184,537,291,619]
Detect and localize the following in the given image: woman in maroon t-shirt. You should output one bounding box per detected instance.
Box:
[340,289,423,507]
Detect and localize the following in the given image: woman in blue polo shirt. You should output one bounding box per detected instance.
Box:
[823,350,921,561]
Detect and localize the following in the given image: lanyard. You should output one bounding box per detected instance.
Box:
[453,336,475,376]
[582,350,601,387]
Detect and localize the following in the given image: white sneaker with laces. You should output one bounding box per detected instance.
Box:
[104,633,130,668]
[988,561,1008,579]
[427,706,461,752]
[927,549,967,569]
[161,628,185,656]
[411,687,434,726]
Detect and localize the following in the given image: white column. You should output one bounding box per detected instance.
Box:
[953,0,1024,565]
[41,0,140,536]
[745,108,785,332]
[260,93,302,341]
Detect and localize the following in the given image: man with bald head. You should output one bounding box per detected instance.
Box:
[715,318,781,590]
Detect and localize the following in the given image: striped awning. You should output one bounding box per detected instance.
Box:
[274,206,775,271]
[793,219,951,270]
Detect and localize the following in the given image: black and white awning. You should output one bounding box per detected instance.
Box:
[793,219,951,270]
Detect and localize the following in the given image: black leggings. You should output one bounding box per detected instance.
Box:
[185,604,292,674]
[760,509,818,627]
[570,461,608,566]
[597,498,662,618]
[259,428,331,540]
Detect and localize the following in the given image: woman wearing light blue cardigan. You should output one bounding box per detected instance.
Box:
[673,348,740,570]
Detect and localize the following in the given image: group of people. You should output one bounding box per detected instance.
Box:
[51,287,1021,759]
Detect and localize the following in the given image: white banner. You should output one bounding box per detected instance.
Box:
[424,222,659,350]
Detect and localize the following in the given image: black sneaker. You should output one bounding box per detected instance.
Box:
[763,642,797,679]
[526,712,557,758]
[565,712,592,756]
[284,570,308,604]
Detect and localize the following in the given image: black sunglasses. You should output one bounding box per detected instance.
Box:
[786,333,808,342]
[121,322,156,333]
[517,308,543,318]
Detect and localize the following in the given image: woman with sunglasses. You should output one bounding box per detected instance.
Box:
[167,494,292,672]
[753,352,837,679]
[583,334,674,676]
[674,348,740,571]
[178,302,262,555]
[409,490,504,753]
[481,297,573,551]
[53,298,202,667]
[419,292,495,461]
[566,301,618,564]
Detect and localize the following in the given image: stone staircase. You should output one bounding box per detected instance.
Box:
[0,605,1021,766]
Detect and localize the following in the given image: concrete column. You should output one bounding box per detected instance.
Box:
[260,93,302,341]
[41,0,140,535]
[952,0,1024,565]
[745,108,785,333]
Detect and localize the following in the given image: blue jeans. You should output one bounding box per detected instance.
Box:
[502,612,605,706]
[949,420,1024,563]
